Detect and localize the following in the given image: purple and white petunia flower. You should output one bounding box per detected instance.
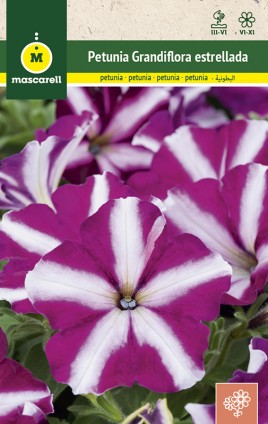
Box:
[25,198,231,395]
[0,172,133,312]
[0,328,53,423]
[0,113,93,210]
[53,87,170,180]
[164,163,268,304]
[129,119,268,198]
[186,337,268,424]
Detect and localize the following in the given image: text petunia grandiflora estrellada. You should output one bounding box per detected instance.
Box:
[0,112,94,210]
[0,172,133,313]
[164,163,268,305]
[0,328,53,423]
[25,198,231,395]
[128,119,268,198]
[52,87,170,180]
[185,338,268,424]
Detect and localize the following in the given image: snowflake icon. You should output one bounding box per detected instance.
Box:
[223,390,251,418]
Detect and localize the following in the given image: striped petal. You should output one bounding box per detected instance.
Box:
[224,120,268,172]
[164,177,263,304]
[0,113,92,210]
[79,198,166,291]
[152,125,224,185]
[164,180,246,266]
[222,163,268,253]
[132,111,174,153]
[138,236,231,309]
[62,87,101,136]
[0,329,53,422]
[103,88,169,143]
[25,241,119,329]
[97,143,153,174]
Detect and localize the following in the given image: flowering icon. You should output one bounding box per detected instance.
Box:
[223,390,251,418]
[238,12,256,28]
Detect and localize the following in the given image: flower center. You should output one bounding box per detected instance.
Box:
[119,295,137,310]
[89,144,102,155]
[89,134,111,156]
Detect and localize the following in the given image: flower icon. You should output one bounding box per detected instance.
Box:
[239,12,256,28]
[223,396,233,411]
[223,390,251,418]
[231,390,251,409]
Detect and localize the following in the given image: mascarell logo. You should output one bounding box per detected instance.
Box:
[21,32,53,74]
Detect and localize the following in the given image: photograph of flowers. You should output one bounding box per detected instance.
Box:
[0,86,268,423]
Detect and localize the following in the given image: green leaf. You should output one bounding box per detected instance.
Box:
[24,343,66,399]
[111,385,161,416]
[167,382,214,419]
[0,98,56,158]
[73,417,108,424]
[247,293,268,319]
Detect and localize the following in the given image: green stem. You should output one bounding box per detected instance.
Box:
[205,320,249,382]
[83,393,124,423]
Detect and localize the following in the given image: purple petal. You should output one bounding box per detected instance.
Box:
[60,87,101,136]
[164,179,255,303]
[152,126,224,185]
[222,163,268,253]
[79,198,166,290]
[132,111,174,153]
[211,87,268,117]
[52,171,134,225]
[0,115,93,210]
[103,88,169,143]
[127,171,171,199]
[97,143,153,175]
[224,120,268,172]
[0,348,53,421]
[171,87,228,128]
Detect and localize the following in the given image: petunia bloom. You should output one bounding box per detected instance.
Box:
[0,328,53,423]
[164,163,268,304]
[128,119,268,198]
[25,198,231,395]
[51,87,170,181]
[0,172,132,312]
[186,338,268,424]
[0,113,93,210]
